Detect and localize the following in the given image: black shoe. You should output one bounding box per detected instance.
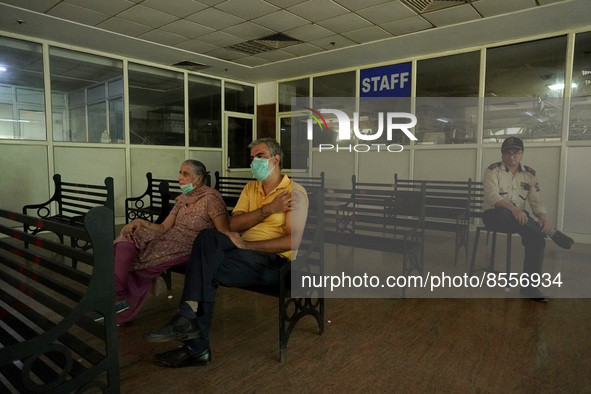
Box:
[551,230,574,250]
[143,314,200,342]
[519,287,547,303]
[155,345,211,368]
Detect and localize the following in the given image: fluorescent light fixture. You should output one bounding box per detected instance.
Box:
[0,118,31,123]
[436,118,449,123]
[548,83,578,90]
[0,66,7,72]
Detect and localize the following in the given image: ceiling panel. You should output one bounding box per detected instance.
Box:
[356,2,417,25]
[472,0,537,17]
[48,3,110,26]
[0,0,586,83]
[421,4,482,26]
[65,0,136,15]
[215,0,280,20]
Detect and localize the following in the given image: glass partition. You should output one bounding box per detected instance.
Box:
[415,52,480,144]
[280,114,308,170]
[484,36,567,143]
[570,31,591,141]
[311,71,356,147]
[358,96,412,146]
[227,115,254,169]
[129,63,184,146]
[225,82,254,114]
[188,75,222,147]
[49,47,123,143]
[279,78,309,113]
[0,37,46,140]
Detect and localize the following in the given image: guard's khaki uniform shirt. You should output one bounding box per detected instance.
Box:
[482,162,547,216]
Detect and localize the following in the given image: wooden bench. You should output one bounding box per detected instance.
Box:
[22,174,115,256]
[164,187,326,362]
[324,177,426,296]
[125,172,212,224]
[0,207,119,392]
[394,174,471,264]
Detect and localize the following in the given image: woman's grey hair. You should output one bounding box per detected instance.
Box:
[248,138,284,170]
[183,159,208,182]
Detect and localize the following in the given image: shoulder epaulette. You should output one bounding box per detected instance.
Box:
[524,165,536,176]
[488,162,502,170]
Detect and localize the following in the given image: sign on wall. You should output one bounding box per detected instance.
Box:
[360,62,412,98]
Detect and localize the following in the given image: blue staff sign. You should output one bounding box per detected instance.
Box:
[360,62,412,98]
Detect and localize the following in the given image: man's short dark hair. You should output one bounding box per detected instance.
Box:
[248,138,284,170]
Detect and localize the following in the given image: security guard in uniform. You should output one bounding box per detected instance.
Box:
[482,136,573,301]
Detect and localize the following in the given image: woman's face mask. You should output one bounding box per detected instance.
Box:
[179,182,195,194]
[250,157,274,181]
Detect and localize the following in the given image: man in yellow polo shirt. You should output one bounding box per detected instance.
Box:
[144,138,308,368]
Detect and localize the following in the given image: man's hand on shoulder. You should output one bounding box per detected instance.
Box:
[262,190,292,216]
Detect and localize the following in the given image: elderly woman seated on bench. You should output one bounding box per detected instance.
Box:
[102,160,229,326]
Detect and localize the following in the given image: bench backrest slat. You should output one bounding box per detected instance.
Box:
[55,175,115,218]
[0,207,119,391]
[394,174,471,221]
[126,172,214,223]
[212,172,326,214]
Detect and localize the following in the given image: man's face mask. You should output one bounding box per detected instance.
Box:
[250,157,274,181]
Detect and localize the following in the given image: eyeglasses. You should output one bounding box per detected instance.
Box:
[502,149,522,157]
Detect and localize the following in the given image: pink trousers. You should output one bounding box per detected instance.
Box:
[114,242,188,325]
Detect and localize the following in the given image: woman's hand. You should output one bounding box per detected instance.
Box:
[122,219,146,240]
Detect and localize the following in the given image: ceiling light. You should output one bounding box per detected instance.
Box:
[0,66,7,72]
[548,83,577,90]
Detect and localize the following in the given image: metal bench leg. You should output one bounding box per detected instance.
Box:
[161,270,172,291]
[488,231,497,271]
[469,227,482,275]
[506,233,512,275]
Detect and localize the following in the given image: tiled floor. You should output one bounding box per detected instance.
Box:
[116,232,591,393]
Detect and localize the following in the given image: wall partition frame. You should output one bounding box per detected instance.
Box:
[0,31,255,222]
[276,29,591,241]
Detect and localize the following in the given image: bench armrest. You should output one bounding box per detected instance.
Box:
[402,220,424,248]
[22,196,58,218]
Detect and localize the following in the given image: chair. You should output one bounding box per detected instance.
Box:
[469,225,516,276]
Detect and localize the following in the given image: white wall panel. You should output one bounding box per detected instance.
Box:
[358,150,410,184]
[129,148,185,197]
[311,150,355,189]
[564,147,591,234]
[54,146,127,218]
[189,150,223,187]
[0,145,49,213]
[414,149,478,181]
